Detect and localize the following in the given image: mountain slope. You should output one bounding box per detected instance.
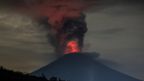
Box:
[32,53,142,81]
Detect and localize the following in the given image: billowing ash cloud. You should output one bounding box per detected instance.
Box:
[0,0,91,54]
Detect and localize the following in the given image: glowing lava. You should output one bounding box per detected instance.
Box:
[64,40,80,54]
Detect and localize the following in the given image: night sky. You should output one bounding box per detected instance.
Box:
[0,0,144,80]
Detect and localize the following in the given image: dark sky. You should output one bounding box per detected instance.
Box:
[0,0,144,80]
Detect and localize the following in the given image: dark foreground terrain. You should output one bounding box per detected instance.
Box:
[0,67,67,81]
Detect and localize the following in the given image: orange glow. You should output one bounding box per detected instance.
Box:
[64,40,80,54]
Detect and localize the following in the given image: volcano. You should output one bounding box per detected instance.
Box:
[32,53,142,81]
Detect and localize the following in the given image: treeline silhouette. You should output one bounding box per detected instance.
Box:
[0,66,68,81]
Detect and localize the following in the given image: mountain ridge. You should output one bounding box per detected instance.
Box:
[32,53,142,81]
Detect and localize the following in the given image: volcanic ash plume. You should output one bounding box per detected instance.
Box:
[10,0,91,54]
[41,12,88,55]
[53,14,88,54]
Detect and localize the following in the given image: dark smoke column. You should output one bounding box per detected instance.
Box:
[61,14,87,54]
[47,14,87,54]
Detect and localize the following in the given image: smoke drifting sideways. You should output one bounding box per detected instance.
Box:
[2,0,143,55]
[4,0,97,27]
[2,0,93,54]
